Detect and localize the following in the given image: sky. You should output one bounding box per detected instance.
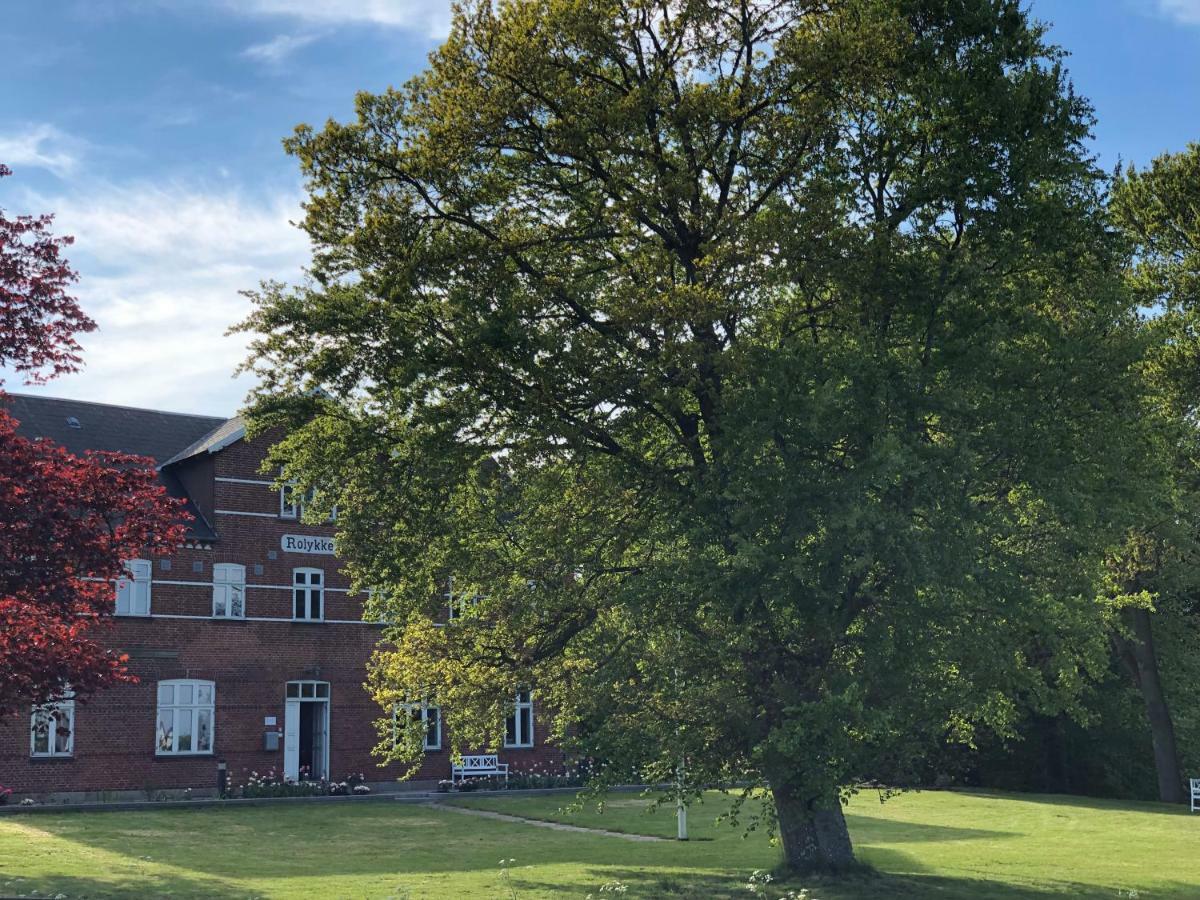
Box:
[2,0,1200,416]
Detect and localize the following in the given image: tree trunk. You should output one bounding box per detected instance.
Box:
[1115,606,1185,804]
[771,782,855,873]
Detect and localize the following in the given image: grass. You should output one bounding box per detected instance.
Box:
[0,788,1195,898]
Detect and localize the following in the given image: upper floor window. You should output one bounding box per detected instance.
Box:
[293,568,324,621]
[280,482,302,519]
[212,563,246,619]
[281,479,336,522]
[396,701,442,751]
[31,691,75,758]
[504,689,534,748]
[115,559,151,616]
[156,680,214,755]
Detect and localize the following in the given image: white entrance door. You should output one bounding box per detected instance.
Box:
[283,699,301,780]
[283,681,330,781]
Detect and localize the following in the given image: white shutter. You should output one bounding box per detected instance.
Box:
[115,575,131,615]
[130,560,151,615]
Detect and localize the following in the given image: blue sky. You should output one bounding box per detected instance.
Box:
[2,0,1199,415]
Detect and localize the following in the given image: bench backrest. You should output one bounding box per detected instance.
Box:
[456,754,500,772]
[1191,778,1200,793]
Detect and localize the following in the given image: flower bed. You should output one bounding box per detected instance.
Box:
[236,768,371,799]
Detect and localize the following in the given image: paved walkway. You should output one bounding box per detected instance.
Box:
[427,801,666,842]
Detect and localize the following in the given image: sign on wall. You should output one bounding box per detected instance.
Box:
[281,534,336,555]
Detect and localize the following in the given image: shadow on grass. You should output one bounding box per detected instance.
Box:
[845,812,1015,844]
[945,787,1197,817]
[0,872,248,900]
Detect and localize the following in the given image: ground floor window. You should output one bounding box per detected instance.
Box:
[504,689,533,748]
[31,694,74,758]
[156,680,214,755]
[396,702,441,751]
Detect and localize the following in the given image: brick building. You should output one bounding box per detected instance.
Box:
[0,394,559,802]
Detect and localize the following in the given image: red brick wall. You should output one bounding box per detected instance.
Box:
[0,430,564,799]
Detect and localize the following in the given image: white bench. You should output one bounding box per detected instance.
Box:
[452,754,509,785]
[1191,778,1199,813]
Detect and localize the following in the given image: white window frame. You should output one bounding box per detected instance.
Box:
[396,701,442,751]
[156,679,215,756]
[504,689,534,748]
[293,567,325,621]
[280,481,301,519]
[281,476,336,522]
[30,693,75,758]
[115,558,152,616]
[445,575,483,621]
[212,563,246,619]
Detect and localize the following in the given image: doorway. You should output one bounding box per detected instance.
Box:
[284,681,329,781]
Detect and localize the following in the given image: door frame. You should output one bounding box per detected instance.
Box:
[283,680,330,781]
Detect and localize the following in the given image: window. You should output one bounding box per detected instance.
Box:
[285,681,329,699]
[30,693,74,758]
[280,482,301,519]
[396,702,441,751]
[293,568,324,621]
[115,558,151,616]
[445,575,483,621]
[212,563,246,618]
[504,689,534,748]
[281,479,336,522]
[156,680,214,755]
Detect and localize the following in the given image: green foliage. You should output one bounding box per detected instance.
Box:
[237,0,1155,859]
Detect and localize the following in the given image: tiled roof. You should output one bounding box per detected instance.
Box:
[4,393,227,463]
[4,393,233,542]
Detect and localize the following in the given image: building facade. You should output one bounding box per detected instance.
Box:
[0,394,560,802]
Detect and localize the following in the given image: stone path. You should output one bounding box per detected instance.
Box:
[426,801,666,842]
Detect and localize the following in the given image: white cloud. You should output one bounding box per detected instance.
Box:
[241,32,321,65]
[225,0,454,39]
[1158,0,1200,24]
[9,181,310,415]
[0,124,82,178]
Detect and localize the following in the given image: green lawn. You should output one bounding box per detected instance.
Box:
[0,788,1196,898]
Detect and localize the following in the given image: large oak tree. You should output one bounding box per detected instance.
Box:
[240,0,1150,870]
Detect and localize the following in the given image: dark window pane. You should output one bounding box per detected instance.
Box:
[520,707,532,745]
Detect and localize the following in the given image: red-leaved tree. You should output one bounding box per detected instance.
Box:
[0,163,187,718]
